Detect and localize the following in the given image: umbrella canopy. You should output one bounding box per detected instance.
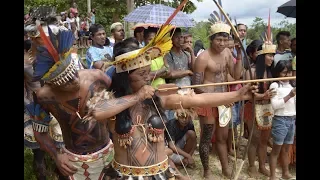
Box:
[124,4,195,27]
[277,0,296,18]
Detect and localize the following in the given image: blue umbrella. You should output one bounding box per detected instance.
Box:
[124,4,195,27]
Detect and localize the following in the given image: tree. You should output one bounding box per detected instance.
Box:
[188,21,211,48]
[246,17,296,44]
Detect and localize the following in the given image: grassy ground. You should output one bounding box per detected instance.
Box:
[24,119,296,180]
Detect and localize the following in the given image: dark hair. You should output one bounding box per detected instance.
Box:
[209,32,229,41]
[271,60,292,78]
[89,24,105,36]
[183,33,192,38]
[255,44,273,93]
[276,31,291,44]
[134,27,144,38]
[24,40,32,51]
[236,23,247,30]
[291,37,296,44]
[143,27,158,40]
[170,27,181,36]
[104,37,110,46]
[110,41,140,135]
[246,39,263,64]
[46,16,57,25]
[113,37,139,60]
[91,8,96,14]
[193,40,205,56]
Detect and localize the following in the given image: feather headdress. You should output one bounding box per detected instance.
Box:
[32,24,78,85]
[208,0,231,36]
[24,6,57,38]
[112,0,189,73]
[257,10,276,56]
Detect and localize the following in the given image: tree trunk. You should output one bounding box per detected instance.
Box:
[126,0,135,37]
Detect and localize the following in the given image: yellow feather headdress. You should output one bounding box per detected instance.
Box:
[113,25,174,73]
[111,0,189,73]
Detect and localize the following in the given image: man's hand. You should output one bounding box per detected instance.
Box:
[136,85,155,101]
[261,88,277,100]
[186,154,195,165]
[238,83,259,100]
[181,43,193,53]
[186,70,194,76]
[234,41,241,53]
[54,153,78,176]
[289,87,296,97]
[225,103,234,108]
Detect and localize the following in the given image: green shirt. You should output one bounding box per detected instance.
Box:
[150,56,166,88]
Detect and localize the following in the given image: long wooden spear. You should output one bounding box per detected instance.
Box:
[157,76,296,91]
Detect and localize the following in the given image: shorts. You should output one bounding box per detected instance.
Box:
[78,30,85,37]
[169,134,187,164]
[272,115,296,145]
[229,102,241,129]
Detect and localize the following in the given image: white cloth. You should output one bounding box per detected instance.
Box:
[62,141,114,180]
[270,81,296,116]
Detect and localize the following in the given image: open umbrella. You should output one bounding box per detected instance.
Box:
[277,0,296,18]
[124,4,195,27]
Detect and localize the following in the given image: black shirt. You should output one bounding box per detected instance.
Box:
[165,119,195,143]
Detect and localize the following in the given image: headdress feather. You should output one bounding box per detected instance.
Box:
[257,9,276,56]
[112,0,188,73]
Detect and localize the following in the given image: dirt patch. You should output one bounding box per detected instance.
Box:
[176,120,296,180]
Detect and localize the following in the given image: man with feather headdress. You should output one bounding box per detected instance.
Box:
[24,7,67,180]
[193,7,243,179]
[25,7,122,179]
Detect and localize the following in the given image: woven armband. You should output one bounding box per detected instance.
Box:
[32,120,49,133]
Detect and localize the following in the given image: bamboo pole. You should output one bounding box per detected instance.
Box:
[157,76,296,91]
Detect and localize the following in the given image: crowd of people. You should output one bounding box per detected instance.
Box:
[24,4,296,180]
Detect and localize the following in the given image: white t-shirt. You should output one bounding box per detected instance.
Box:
[75,17,80,31]
[270,81,296,116]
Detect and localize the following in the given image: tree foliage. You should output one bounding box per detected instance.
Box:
[246,17,296,44]
[25,0,202,34]
[188,17,296,49]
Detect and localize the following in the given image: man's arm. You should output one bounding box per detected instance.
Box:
[163,55,193,79]
[149,66,169,79]
[192,54,209,93]
[168,141,191,158]
[30,99,59,161]
[227,48,242,80]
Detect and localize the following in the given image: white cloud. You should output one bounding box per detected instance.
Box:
[189,0,296,27]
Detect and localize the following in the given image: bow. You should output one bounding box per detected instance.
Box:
[212,1,256,179]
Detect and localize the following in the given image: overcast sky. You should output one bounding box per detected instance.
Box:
[188,0,296,27]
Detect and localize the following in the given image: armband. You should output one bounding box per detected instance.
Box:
[32,120,49,133]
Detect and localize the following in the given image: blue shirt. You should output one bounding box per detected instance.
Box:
[86,46,113,69]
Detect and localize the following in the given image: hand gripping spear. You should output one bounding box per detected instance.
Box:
[212,0,256,179]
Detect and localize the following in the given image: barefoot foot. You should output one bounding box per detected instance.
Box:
[203,170,214,180]
[281,173,295,179]
[248,166,259,178]
[222,168,232,178]
[259,167,270,177]
[269,176,278,180]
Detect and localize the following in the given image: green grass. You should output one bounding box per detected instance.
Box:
[24,147,57,180]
